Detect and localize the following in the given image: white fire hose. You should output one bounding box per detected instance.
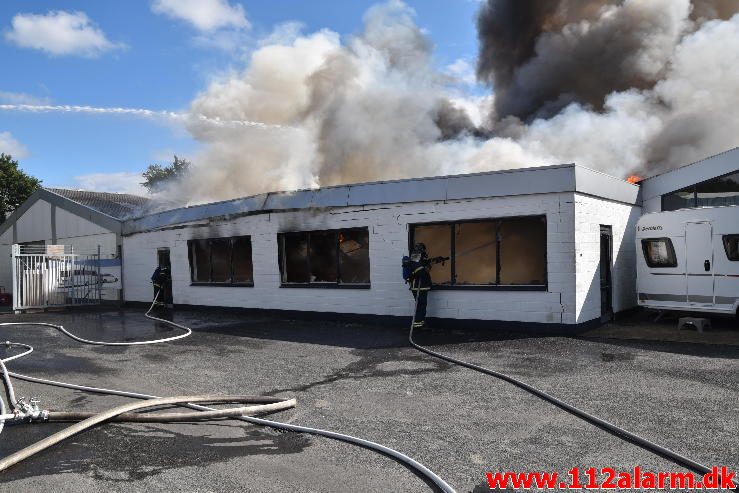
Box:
[0,289,456,493]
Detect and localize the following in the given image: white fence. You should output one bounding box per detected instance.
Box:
[12,244,103,311]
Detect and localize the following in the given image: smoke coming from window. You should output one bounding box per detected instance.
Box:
[166,0,739,205]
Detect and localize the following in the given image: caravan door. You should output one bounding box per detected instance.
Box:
[685,222,714,306]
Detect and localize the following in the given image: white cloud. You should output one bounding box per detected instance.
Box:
[71,172,147,195]
[0,131,28,158]
[0,91,50,105]
[5,10,124,57]
[444,58,477,86]
[152,0,249,32]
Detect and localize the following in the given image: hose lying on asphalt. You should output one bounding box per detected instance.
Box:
[0,395,296,472]
[408,298,717,478]
[0,292,457,493]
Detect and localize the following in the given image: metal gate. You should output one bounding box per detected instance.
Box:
[12,244,102,311]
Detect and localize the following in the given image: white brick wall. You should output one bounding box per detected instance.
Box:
[123,192,591,325]
[574,193,641,323]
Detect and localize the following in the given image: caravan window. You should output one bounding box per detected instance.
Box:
[723,235,739,261]
[641,238,677,268]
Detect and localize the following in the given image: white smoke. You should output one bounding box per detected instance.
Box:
[172,0,739,204]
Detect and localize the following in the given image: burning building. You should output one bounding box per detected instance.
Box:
[1,149,737,326]
[119,162,641,328]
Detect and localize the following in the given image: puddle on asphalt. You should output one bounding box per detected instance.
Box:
[600,352,636,362]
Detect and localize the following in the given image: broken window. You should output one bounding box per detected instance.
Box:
[187,236,254,285]
[189,239,210,283]
[209,238,231,283]
[339,229,370,284]
[279,228,370,286]
[412,223,452,285]
[232,236,254,282]
[499,216,547,285]
[641,238,677,268]
[455,221,497,285]
[281,233,310,283]
[410,216,547,289]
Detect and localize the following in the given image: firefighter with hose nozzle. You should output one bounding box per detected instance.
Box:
[150,264,171,308]
[403,243,449,331]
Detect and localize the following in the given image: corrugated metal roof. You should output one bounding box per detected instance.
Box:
[45,188,151,220]
[123,163,640,235]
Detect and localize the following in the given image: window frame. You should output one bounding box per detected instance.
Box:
[640,237,678,268]
[187,235,254,287]
[408,215,548,291]
[661,169,739,211]
[277,227,371,289]
[722,234,739,261]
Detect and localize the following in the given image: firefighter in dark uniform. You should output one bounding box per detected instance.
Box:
[151,265,171,307]
[407,243,433,330]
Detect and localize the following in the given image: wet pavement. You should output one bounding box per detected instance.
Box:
[0,307,737,492]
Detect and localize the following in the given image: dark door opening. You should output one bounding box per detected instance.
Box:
[157,248,173,305]
[599,225,613,322]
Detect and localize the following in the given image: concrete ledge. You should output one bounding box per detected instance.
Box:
[124,301,602,336]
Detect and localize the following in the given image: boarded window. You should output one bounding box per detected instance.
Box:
[410,216,547,289]
[722,235,739,261]
[279,228,370,286]
[641,238,677,268]
[187,236,254,285]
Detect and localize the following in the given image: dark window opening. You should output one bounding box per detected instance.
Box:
[662,170,739,211]
[279,228,370,287]
[187,236,254,285]
[641,238,677,268]
[723,235,739,261]
[410,216,547,290]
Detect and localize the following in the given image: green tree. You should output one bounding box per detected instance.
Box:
[141,155,191,193]
[0,153,41,223]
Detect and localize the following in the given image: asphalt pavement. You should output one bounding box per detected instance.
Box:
[0,307,736,492]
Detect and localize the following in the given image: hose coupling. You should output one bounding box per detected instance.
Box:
[14,397,49,422]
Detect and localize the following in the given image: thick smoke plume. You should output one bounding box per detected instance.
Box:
[170,0,739,205]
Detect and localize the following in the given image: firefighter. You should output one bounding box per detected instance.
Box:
[405,243,433,330]
[151,264,170,307]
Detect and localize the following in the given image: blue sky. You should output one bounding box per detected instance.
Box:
[0,0,483,194]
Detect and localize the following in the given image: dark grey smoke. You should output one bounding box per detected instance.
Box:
[477,0,739,121]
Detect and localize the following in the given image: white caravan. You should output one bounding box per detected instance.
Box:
[636,206,739,318]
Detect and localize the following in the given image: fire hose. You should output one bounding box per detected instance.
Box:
[0,291,456,493]
[407,293,731,481]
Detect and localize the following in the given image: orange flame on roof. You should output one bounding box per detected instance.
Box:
[626,175,642,184]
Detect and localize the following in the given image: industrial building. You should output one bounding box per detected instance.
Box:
[120,163,640,328]
[0,188,151,302]
[2,147,738,327]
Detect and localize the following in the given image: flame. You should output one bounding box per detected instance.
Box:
[626,175,642,184]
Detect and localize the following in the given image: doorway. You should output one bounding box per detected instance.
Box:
[157,248,173,305]
[599,225,613,322]
[685,222,714,306]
